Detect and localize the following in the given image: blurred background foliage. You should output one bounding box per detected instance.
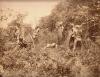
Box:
[0,0,100,77]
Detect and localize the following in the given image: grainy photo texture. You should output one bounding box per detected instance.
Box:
[0,0,100,77]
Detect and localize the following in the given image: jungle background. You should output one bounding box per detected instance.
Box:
[0,0,100,77]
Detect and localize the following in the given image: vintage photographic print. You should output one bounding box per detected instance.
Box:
[0,0,100,77]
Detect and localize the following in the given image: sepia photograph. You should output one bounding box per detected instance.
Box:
[0,0,100,77]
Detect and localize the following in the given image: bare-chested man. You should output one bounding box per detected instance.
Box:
[69,23,82,51]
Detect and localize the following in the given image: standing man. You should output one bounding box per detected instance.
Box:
[69,23,82,51]
[14,14,28,48]
[56,21,64,45]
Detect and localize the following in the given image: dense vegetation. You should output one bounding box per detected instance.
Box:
[0,0,100,77]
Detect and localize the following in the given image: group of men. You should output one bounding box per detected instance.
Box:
[46,21,83,51]
[13,14,83,50]
[56,21,83,51]
[9,14,36,48]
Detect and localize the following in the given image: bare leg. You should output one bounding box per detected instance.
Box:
[73,39,77,52]
[17,35,20,44]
